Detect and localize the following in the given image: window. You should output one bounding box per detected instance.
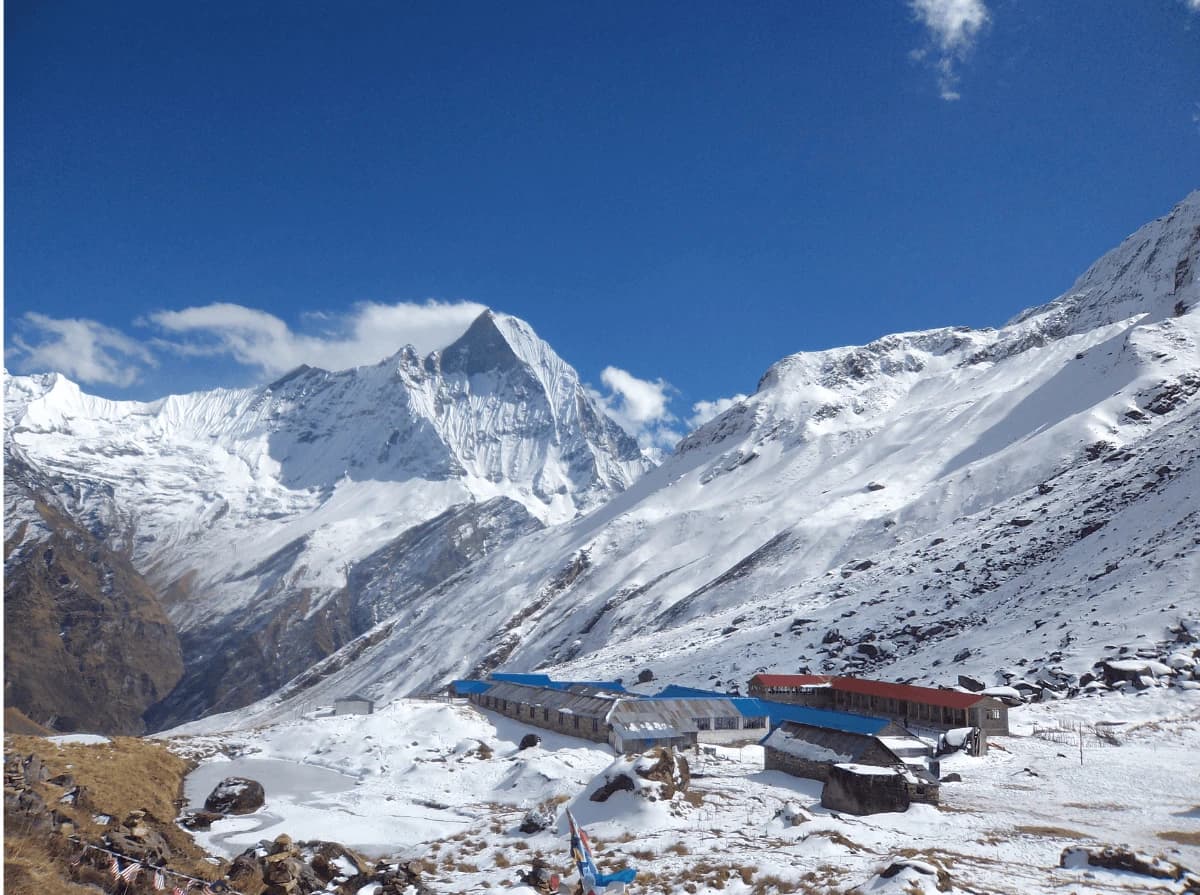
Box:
[592,718,600,732]
[986,708,1001,720]
[743,717,766,729]
[573,716,580,729]
[558,712,566,726]
[715,716,739,730]
[694,717,712,730]
[543,707,550,721]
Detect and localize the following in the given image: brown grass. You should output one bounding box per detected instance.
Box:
[1013,825,1090,840]
[4,734,218,895]
[1158,830,1200,846]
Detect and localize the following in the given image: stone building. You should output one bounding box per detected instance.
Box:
[820,763,940,815]
[762,717,929,782]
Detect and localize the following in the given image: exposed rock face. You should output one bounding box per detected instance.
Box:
[204,777,265,815]
[3,447,183,734]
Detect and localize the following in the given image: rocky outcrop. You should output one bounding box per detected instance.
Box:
[1061,846,1200,891]
[4,449,183,735]
[590,747,690,803]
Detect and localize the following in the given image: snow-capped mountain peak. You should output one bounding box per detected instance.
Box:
[4,310,652,727]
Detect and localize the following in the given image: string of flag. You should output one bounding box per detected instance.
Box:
[66,838,240,895]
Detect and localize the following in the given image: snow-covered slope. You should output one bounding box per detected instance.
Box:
[4,311,650,727]
[232,190,1200,723]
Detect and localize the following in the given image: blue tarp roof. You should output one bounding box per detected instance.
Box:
[649,685,889,736]
[488,672,626,692]
[738,698,891,736]
[652,684,729,698]
[452,679,495,695]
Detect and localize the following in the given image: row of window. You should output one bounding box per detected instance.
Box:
[476,695,766,734]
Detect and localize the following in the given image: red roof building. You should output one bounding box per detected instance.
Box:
[748,674,1009,735]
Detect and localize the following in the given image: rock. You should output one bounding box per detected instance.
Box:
[957,674,986,692]
[857,642,879,659]
[953,649,972,663]
[637,668,654,683]
[21,755,51,786]
[205,776,265,815]
[637,747,690,799]
[519,801,557,834]
[940,773,962,783]
[518,733,541,750]
[106,817,172,864]
[1061,846,1199,889]
[589,773,636,803]
[866,481,886,491]
[181,810,224,831]
[773,801,811,827]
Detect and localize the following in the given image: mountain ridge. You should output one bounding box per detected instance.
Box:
[5,191,1199,733]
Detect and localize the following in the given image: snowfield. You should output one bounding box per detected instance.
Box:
[165,690,1200,894]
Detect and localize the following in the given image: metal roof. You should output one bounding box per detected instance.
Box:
[489,673,626,693]
[653,684,730,699]
[739,698,893,735]
[482,681,620,718]
[763,723,880,763]
[750,674,992,711]
[610,697,742,739]
[452,679,494,695]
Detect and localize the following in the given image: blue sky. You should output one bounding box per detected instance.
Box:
[5,1,1199,446]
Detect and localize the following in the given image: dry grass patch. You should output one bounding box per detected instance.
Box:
[5,735,219,895]
[1013,825,1090,840]
[1158,830,1200,846]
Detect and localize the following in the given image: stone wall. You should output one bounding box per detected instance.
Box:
[821,766,911,815]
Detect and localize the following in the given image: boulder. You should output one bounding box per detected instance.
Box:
[519,801,557,834]
[518,733,541,751]
[205,776,265,815]
[1061,846,1199,890]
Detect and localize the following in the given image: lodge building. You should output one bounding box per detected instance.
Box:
[747,674,1009,736]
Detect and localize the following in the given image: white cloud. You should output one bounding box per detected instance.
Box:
[1188,0,1200,11]
[10,313,156,387]
[149,299,487,377]
[600,366,672,424]
[909,0,990,100]
[688,394,748,429]
[589,366,681,453]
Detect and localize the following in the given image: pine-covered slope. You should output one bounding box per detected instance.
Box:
[220,190,1200,727]
[4,311,650,729]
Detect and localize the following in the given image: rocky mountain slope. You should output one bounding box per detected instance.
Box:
[4,312,650,730]
[217,190,1200,726]
[3,446,183,734]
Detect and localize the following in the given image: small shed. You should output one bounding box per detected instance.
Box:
[821,762,939,815]
[334,695,374,716]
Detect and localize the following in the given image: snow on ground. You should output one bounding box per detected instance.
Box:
[165,691,1200,894]
[46,733,112,745]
